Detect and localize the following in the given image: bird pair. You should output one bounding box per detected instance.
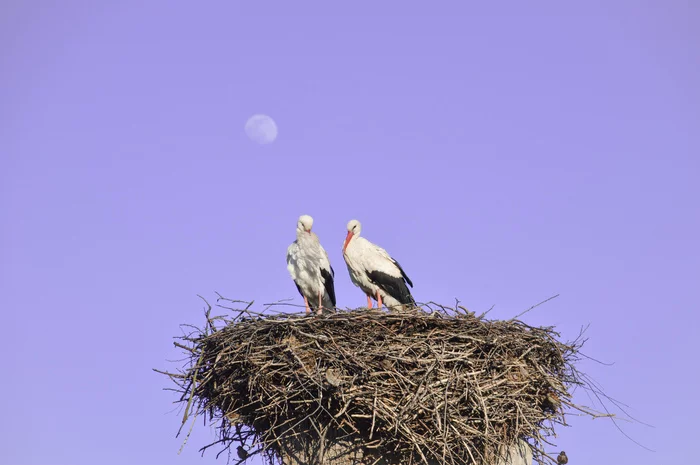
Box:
[286,215,416,315]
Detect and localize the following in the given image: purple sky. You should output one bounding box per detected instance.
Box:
[2,1,698,464]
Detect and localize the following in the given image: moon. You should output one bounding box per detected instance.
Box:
[244,114,278,145]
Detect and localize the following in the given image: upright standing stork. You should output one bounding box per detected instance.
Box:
[286,215,336,315]
[342,219,415,310]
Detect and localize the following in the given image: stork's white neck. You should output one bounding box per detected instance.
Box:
[298,230,315,241]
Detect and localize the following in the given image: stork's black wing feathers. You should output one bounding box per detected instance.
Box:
[391,258,413,288]
[367,270,415,306]
[320,267,336,307]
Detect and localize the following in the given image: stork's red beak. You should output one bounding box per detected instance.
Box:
[343,231,353,253]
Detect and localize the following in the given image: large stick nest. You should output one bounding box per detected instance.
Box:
[159,297,598,465]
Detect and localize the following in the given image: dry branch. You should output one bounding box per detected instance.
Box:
[157,297,606,465]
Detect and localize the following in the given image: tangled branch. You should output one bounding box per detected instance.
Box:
[156,295,611,465]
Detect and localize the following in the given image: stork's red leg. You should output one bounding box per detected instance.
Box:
[317,291,323,316]
[376,291,383,309]
[303,295,311,314]
[366,295,373,309]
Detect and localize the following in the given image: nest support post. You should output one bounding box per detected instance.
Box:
[277,433,532,465]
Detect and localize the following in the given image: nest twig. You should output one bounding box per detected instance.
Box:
[157,295,609,465]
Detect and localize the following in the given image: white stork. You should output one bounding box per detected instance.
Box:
[286,215,336,315]
[342,219,415,310]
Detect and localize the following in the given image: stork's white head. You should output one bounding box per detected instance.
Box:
[297,215,313,234]
[346,219,361,236]
[343,219,362,252]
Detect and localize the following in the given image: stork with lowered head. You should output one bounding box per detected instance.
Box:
[286,215,336,315]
